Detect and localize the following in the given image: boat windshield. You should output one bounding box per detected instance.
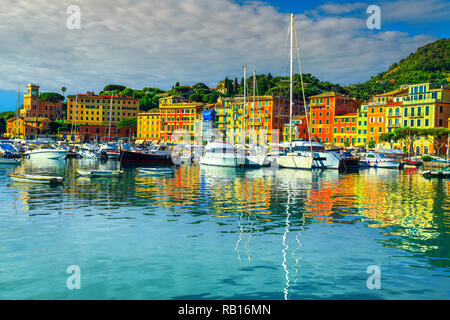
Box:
[292,145,324,152]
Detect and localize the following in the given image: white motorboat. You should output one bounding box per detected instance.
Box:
[100,143,120,159]
[24,148,68,160]
[200,142,244,167]
[359,152,401,169]
[79,144,101,159]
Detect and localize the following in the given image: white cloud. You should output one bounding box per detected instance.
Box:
[318,2,367,15]
[0,0,438,96]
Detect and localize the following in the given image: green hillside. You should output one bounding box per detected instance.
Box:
[345,38,449,101]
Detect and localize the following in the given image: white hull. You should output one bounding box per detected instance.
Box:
[360,160,400,169]
[245,155,270,168]
[277,154,314,169]
[26,150,68,160]
[320,152,342,169]
[199,155,244,167]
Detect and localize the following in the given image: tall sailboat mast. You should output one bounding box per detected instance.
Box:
[253,69,256,145]
[289,13,294,148]
[15,83,20,119]
[243,65,247,145]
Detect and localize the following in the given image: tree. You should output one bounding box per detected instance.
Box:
[117,118,137,129]
[39,92,65,103]
[103,84,126,92]
[122,88,133,97]
[367,140,376,149]
[379,132,397,149]
[420,127,450,155]
[61,87,66,98]
[394,127,421,156]
[189,93,203,102]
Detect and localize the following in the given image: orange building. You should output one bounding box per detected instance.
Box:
[309,92,360,144]
[333,113,357,146]
[243,96,304,144]
[19,83,63,120]
[159,101,204,142]
[283,115,309,142]
[6,116,51,139]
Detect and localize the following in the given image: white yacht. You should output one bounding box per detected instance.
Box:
[25,148,68,160]
[200,142,244,167]
[280,141,342,169]
[243,144,270,168]
[359,152,401,169]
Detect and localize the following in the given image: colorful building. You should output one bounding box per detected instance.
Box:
[137,111,161,142]
[356,105,368,147]
[19,83,63,120]
[309,92,361,144]
[243,95,304,144]
[333,113,357,146]
[66,92,140,127]
[400,83,450,154]
[283,115,309,142]
[366,88,408,144]
[158,100,204,142]
[6,116,51,140]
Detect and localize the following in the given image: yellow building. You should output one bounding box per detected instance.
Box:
[221,97,245,144]
[66,92,140,126]
[137,111,160,142]
[159,95,187,106]
[356,105,368,147]
[401,83,450,154]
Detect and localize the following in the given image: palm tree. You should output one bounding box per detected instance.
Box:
[61,87,66,98]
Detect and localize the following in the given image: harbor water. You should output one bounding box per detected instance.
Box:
[0,159,449,299]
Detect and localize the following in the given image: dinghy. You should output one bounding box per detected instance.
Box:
[8,173,64,184]
[0,157,21,164]
[422,168,450,178]
[76,169,123,177]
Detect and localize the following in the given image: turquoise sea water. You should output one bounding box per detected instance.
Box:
[0,158,449,299]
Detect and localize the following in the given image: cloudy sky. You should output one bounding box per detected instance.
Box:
[0,0,448,110]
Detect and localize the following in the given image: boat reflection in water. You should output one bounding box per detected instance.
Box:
[3,158,449,299]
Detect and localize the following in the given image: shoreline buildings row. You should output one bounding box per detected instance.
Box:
[137,82,450,155]
[3,82,450,155]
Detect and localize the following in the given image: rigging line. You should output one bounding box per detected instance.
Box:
[293,18,313,153]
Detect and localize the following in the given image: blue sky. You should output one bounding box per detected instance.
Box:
[0,0,448,112]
